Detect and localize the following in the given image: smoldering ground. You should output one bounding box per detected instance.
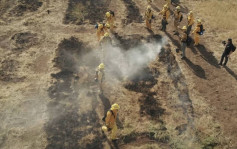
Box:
[76,36,168,83]
[44,36,168,148]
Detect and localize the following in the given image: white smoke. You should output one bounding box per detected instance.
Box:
[100,37,167,80]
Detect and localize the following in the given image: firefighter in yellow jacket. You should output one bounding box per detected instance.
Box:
[103,23,110,34]
[145,6,154,30]
[187,11,194,35]
[105,11,115,31]
[95,63,105,92]
[96,23,105,41]
[165,0,171,7]
[100,32,112,48]
[158,4,170,31]
[102,103,120,141]
[173,6,183,34]
[192,19,203,46]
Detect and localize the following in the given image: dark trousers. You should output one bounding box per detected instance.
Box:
[187,25,192,35]
[181,42,187,58]
[161,19,167,31]
[219,53,229,65]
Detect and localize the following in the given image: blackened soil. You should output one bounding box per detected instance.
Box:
[46,37,105,149]
[64,0,111,25]
[10,0,43,16]
[11,32,38,50]
[0,59,25,82]
[120,0,143,24]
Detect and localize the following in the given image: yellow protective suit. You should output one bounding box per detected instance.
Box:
[145,9,153,30]
[96,67,104,84]
[174,10,182,32]
[105,109,118,140]
[105,12,115,31]
[97,24,104,41]
[192,25,201,46]
[165,0,171,7]
[187,13,194,35]
[188,14,194,26]
[159,6,170,20]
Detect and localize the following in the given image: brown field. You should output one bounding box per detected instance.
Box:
[0,0,237,149]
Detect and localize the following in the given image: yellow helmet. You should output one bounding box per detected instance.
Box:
[102,126,108,131]
[182,26,187,30]
[176,6,180,10]
[164,4,168,9]
[147,6,151,10]
[99,63,105,69]
[106,12,111,17]
[197,19,202,24]
[105,23,110,28]
[111,103,120,110]
[98,24,103,29]
[189,11,193,15]
[104,32,109,37]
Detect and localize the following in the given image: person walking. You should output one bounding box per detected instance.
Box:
[219,38,236,66]
[102,103,120,141]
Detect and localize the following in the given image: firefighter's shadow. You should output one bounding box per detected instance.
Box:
[99,94,124,129]
[165,31,180,47]
[184,58,206,79]
[224,66,237,80]
[195,44,221,68]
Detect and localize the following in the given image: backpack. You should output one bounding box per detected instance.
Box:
[109,10,115,17]
[198,25,204,35]
[180,14,183,22]
[95,23,98,29]
[232,45,236,52]
[178,12,183,22]
[102,110,115,122]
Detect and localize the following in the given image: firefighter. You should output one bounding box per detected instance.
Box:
[158,4,170,31]
[165,0,171,7]
[105,11,115,31]
[187,11,194,35]
[173,6,183,35]
[102,103,120,141]
[192,19,204,46]
[100,32,112,46]
[96,23,105,41]
[95,63,105,92]
[145,6,154,30]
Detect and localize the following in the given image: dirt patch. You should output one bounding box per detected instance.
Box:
[10,32,39,50]
[64,0,111,25]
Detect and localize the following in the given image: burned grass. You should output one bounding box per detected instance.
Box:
[11,32,39,50]
[0,59,25,82]
[64,0,111,25]
[46,37,105,149]
[120,0,143,25]
[4,0,43,17]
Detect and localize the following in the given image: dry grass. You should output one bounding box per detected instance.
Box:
[183,0,237,41]
[183,0,237,70]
